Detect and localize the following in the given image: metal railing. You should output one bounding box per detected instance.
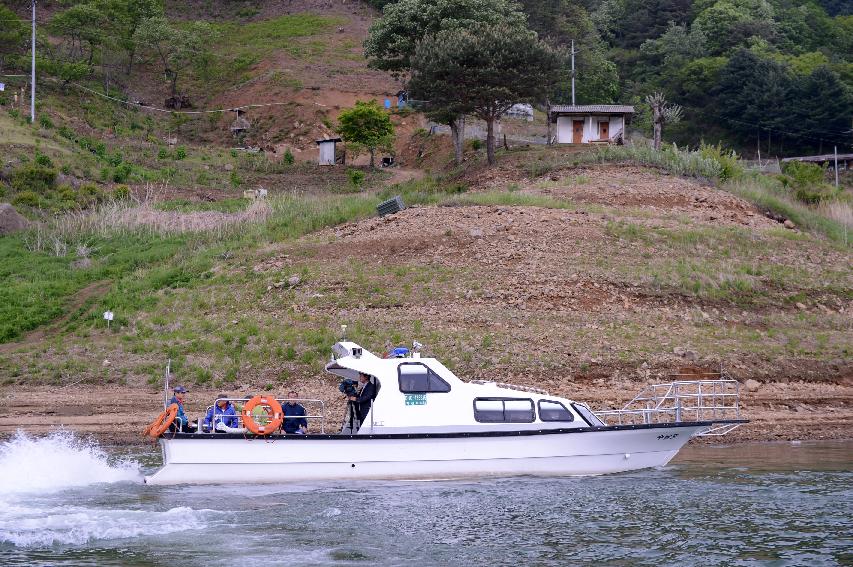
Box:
[594,374,742,436]
[200,398,327,434]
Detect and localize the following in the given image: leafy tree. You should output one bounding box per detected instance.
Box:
[408,25,562,165]
[789,66,853,150]
[133,16,213,98]
[0,6,27,73]
[49,3,108,67]
[98,0,164,75]
[337,100,395,168]
[693,0,777,55]
[365,0,529,163]
[612,0,692,49]
[363,0,528,79]
[714,49,790,145]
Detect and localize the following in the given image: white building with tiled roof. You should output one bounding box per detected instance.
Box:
[549,104,635,144]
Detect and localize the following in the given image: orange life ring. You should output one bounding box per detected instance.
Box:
[242,396,283,435]
[143,403,179,438]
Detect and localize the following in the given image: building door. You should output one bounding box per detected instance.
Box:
[573,120,584,144]
[599,121,609,140]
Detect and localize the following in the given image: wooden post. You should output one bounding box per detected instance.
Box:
[835,146,839,189]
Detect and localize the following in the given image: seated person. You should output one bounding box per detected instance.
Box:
[282,391,308,434]
[168,385,197,433]
[202,394,238,432]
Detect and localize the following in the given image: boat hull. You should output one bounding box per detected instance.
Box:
[144,423,715,485]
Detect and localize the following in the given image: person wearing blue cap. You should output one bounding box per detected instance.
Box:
[168,385,197,433]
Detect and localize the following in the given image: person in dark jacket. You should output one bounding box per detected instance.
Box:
[168,385,197,433]
[202,395,238,432]
[282,390,308,434]
[348,373,376,424]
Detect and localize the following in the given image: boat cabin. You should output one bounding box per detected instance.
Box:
[325,342,603,434]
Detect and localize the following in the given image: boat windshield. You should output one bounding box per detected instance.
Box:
[573,403,605,426]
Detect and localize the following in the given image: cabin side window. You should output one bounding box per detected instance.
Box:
[397,362,451,393]
[473,398,535,423]
[538,400,574,422]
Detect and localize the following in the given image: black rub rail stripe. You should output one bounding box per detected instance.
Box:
[164,419,748,440]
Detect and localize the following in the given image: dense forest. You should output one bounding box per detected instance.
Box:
[371,0,853,155]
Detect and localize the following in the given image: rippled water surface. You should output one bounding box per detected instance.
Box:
[0,432,850,566]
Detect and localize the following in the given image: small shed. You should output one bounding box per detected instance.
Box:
[316,137,342,166]
[230,109,251,139]
[549,105,634,144]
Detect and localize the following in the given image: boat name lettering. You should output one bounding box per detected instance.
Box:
[405,394,427,406]
[657,433,679,440]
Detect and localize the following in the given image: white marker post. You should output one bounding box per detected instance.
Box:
[103,310,114,329]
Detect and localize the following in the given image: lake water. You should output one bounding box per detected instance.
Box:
[0,432,850,566]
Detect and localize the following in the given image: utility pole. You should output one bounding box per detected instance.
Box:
[834,146,839,189]
[30,0,36,124]
[570,39,577,106]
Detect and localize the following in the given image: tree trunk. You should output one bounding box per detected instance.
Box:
[369,148,375,168]
[653,120,662,151]
[486,117,496,165]
[546,99,552,146]
[450,115,465,165]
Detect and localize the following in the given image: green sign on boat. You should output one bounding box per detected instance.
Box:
[405,394,427,406]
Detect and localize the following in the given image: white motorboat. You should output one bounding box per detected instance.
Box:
[144,341,746,485]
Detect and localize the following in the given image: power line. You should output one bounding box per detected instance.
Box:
[720,116,853,148]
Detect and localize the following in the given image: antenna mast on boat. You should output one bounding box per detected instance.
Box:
[163,358,171,409]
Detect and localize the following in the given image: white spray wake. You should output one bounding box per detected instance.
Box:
[0,430,141,495]
[0,431,212,547]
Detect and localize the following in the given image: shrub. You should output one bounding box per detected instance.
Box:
[282,149,295,165]
[229,171,242,188]
[107,152,123,167]
[60,164,72,175]
[112,163,133,183]
[174,146,187,160]
[781,161,825,186]
[58,185,77,201]
[38,114,53,129]
[469,139,484,151]
[347,168,366,189]
[57,126,75,140]
[78,183,104,206]
[795,185,837,205]
[11,163,56,194]
[113,185,131,200]
[34,153,53,168]
[157,147,169,160]
[698,143,742,182]
[12,190,40,207]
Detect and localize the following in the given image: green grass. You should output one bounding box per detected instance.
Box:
[724,175,850,247]
[0,192,380,343]
[154,198,251,213]
[212,14,341,59]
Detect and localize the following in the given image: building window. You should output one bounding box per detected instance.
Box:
[397,362,451,393]
[538,400,574,422]
[473,398,535,423]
